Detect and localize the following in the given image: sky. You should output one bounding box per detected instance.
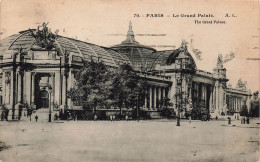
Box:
[0,0,259,92]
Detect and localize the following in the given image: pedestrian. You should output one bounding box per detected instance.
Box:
[54,113,58,121]
[110,115,112,122]
[125,114,128,121]
[35,115,38,122]
[1,112,4,121]
[112,115,115,122]
[94,114,97,121]
[228,116,231,125]
[67,112,71,121]
[215,116,218,120]
[246,116,250,124]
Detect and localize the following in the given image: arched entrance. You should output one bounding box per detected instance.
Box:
[39,90,49,108]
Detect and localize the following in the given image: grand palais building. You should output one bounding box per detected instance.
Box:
[0,22,251,120]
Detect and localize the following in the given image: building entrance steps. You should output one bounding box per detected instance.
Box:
[30,108,50,122]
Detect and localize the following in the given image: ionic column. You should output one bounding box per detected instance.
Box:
[144,89,147,109]
[235,97,238,112]
[50,73,55,110]
[209,86,213,111]
[17,70,23,104]
[158,87,161,108]
[55,72,60,105]
[205,85,207,107]
[62,73,67,106]
[215,82,219,111]
[10,71,14,107]
[149,86,152,110]
[201,84,204,101]
[25,72,31,104]
[67,70,72,108]
[2,72,5,104]
[153,86,157,109]
[31,72,36,104]
[162,87,166,98]
[5,73,10,104]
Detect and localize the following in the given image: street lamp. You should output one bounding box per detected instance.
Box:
[176,72,182,126]
[137,94,139,122]
[48,84,52,122]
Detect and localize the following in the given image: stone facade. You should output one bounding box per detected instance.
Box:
[0,24,251,120]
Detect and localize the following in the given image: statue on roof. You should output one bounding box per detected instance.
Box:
[180,39,188,52]
[29,22,59,50]
[236,78,247,90]
[216,54,223,68]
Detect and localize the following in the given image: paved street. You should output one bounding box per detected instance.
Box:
[0,119,259,162]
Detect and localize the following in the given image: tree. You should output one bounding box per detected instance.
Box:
[158,97,175,119]
[249,91,259,117]
[111,64,147,114]
[69,60,113,113]
[240,105,248,116]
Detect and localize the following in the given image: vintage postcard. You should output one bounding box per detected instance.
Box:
[0,0,259,161]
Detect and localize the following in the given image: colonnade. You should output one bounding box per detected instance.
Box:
[192,82,214,111]
[144,86,168,110]
[226,95,246,113]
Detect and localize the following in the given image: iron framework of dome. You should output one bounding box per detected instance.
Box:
[0,30,131,67]
[111,21,156,71]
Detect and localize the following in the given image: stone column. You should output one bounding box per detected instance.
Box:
[10,71,14,107]
[55,72,60,105]
[246,95,251,112]
[212,86,216,110]
[25,72,31,104]
[67,70,72,108]
[235,97,237,112]
[149,86,152,110]
[17,70,23,104]
[158,87,161,108]
[215,82,219,112]
[144,89,147,109]
[201,84,204,101]
[31,72,36,105]
[62,72,67,106]
[162,87,166,98]
[50,73,55,111]
[153,86,157,109]
[2,72,5,104]
[204,85,207,107]
[209,86,213,111]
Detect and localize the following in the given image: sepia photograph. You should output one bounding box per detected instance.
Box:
[0,0,259,161]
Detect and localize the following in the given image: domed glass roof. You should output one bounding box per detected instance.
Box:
[0,30,131,67]
[111,21,156,71]
[144,41,197,71]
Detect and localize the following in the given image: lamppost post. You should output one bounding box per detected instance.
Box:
[137,94,139,122]
[176,60,183,127]
[48,84,52,122]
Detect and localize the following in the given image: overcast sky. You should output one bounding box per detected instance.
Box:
[0,0,259,92]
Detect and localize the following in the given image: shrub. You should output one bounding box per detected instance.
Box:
[240,105,248,116]
[159,108,176,119]
[132,108,151,120]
